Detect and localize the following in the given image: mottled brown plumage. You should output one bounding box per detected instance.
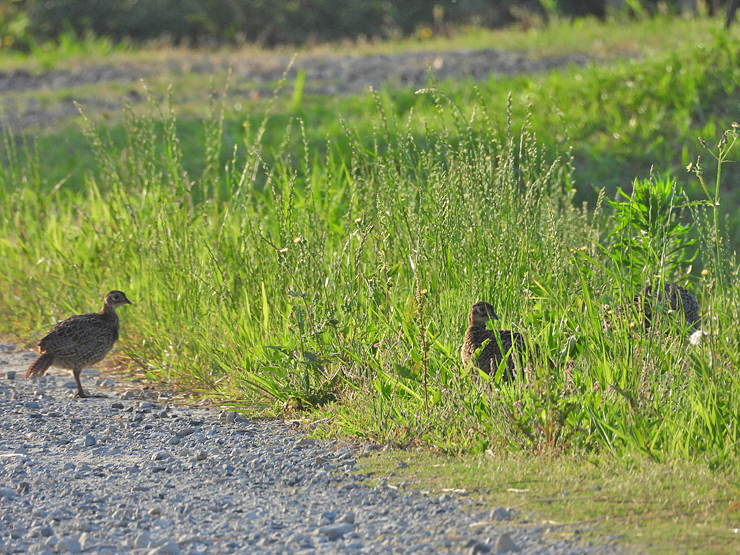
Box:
[26,291,132,398]
[634,281,700,330]
[461,301,531,381]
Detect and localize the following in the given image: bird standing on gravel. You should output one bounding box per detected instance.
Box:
[461,301,534,381]
[25,290,132,398]
[634,281,700,331]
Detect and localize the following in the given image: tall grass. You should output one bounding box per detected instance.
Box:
[1,73,739,466]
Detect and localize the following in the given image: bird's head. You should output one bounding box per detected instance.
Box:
[104,290,133,308]
[469,301,499,326]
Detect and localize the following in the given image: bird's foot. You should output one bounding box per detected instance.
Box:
[74,391,108,399]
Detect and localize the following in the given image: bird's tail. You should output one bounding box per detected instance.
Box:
[25,353,54,379]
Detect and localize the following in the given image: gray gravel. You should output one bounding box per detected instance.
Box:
[0,343,622,555]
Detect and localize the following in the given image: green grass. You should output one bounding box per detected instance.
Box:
[6,16,740,245]
[3,16,740,550]
[0,15,729,72]
[2,72,740,462]
[0,14,740,553]
[358,451,740,554]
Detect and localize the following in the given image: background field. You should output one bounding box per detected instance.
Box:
[2,10,740,552]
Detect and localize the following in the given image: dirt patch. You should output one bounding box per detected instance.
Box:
[1,48,596,131]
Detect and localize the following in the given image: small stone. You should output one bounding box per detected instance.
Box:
[78,532,92,551]
[195,450,208,461]
[168,436,180,445]
[64,381,77,389]
[56,538,81,554]
[16,482,30,494]
[318,511,336,525]
[84,435,96,447]
[287,532,313,548]
[134,531,151,549]
[490,507,510,521]
[316,523,353,540]
[111,402,124,409]
[494,533,520,553]
[5,371,15,379]
[25,401,40,409]
[0,487,17,499]
[63,462,76,470]
[148,507,162,516]
[152,451,170,461]
[149,539,180,554]
[122,390,135,400]
[467,540,491,554]
[337,512,355,524]
[112,508,132,520]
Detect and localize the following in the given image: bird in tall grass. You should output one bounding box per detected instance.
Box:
[633,281,700,331]
[26,290,132,398]
[461,301,536,381]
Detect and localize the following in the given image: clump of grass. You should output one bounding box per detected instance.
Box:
[1,65,740,466]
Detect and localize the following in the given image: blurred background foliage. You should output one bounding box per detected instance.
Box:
[0,0,734,52]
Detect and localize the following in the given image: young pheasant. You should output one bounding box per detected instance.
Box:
[634,281,700,331]
[461,301,532,381]
[26,290,132,398]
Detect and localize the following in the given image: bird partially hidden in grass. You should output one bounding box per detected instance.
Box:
[461,301,538,381]
[26,290,132,398]
[631,281,701,332]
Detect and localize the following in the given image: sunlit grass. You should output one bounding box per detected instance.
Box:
[359,451,740,554]
[2,65,740,469]
[0,14,730,72]
[6,21,740,251]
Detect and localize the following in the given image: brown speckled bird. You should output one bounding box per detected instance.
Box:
[634,281,700,330]
[25,290,132,398]
[461,301,533,381]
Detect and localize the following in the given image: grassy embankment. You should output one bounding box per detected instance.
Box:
[2,15,740,553]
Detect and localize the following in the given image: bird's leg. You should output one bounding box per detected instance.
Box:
[73,369,87,399]
[73,369,108,398]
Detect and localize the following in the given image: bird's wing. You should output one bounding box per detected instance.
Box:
[39,314,117,356]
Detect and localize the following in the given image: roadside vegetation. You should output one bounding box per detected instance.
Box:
[2,14,740,552]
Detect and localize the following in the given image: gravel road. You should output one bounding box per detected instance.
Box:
[0,343,622,555]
